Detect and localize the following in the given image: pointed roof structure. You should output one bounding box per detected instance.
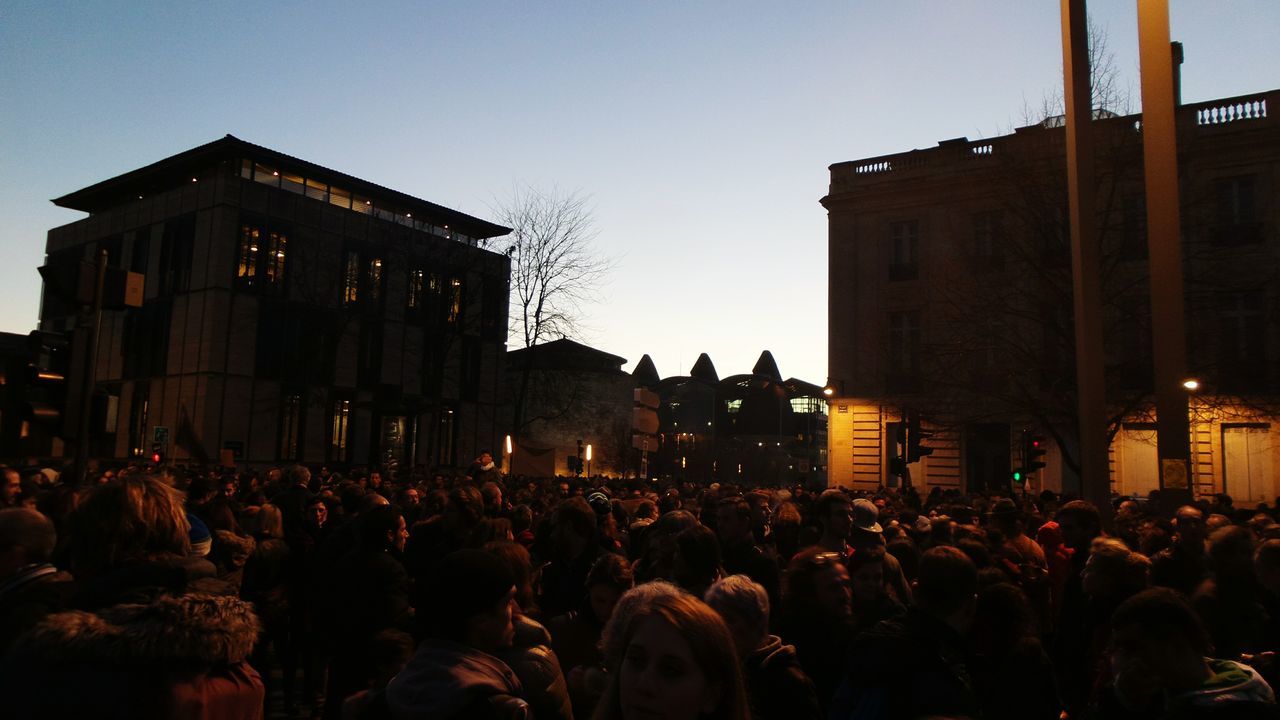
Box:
[632,354,660,387]
[690,353,720,383]
[752,350,784,383]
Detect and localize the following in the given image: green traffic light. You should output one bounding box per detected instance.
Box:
[1012,471,1023,483]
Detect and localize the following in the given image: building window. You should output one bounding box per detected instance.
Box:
[329,398,350,463]
[887,311,921,390]
[130,226,151,274]
[366,257,384,304]
[1215,175,1260,244]
[264,231,287,289]
[236,222,287,294]
[447,277,464,325]
[436,405,457,467]
[408,269,425,310]
[343,252,360,305]
[889,221,919,280]
[279,393,303,461]
[1218,292,1266,390]
[237,226,259,284]
[158,215,195,295]
[971,211,1004,267]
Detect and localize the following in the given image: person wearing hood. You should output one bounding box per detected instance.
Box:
[385,548,528,720]
[705,574,822,720]
[1103,586,1280,719]
[0,475,264,719]
[0,507,75,656]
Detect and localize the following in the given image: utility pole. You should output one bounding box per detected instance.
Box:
[1060,0,1112,524]
[72,249,108,485]
[1137,0,1193,506]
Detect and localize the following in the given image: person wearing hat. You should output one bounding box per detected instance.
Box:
[386,549,528,719]
[989,498,1047,571]
[846,496,914,606]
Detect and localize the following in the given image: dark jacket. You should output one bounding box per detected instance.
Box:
[385,638,526,720]
[0,562,75,655]
[496,614,574,720]
[830,607,978,720]
[743,635,822,720]
[1,592,264,719]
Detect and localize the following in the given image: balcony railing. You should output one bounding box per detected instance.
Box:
[1195,95,1267,126]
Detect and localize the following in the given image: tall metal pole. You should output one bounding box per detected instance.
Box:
[73,249,108,485]
[1061,0,1112,523]
[1137,0,1192,503]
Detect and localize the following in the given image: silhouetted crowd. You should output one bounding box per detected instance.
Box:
[3,457,1280,719]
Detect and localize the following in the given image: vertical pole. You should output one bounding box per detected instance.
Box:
[1137,0,1192,502]
[1060,0,1112,523]
[73,249,109,485]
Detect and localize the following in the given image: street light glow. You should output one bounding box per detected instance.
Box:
[1183,379,1200,391]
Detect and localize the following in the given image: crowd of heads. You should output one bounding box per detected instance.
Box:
[5,458,1280,718]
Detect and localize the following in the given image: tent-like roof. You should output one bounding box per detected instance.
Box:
[690,353,720,383]
[632,354,661,387]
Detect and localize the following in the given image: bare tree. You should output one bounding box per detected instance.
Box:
[1016,18,1134,129]
[487,185,612,437]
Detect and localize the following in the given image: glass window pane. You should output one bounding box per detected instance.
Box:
[281,173,304,195]
[254,163,280,187]
[352,195,372,214]
[329,186,352,209]
[305,178,328,202]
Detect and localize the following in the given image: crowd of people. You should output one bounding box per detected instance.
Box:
[3,456,1280,719]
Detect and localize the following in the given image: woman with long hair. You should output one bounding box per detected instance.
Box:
[595,588,750,720]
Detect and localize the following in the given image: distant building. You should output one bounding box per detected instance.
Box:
[823,89,1279,500]
[640,350,828,488]
[39,135,511,470]
[0,331,68,462]
[506,338,633,477]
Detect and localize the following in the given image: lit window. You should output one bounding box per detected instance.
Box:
[343,252,360,305]
[408,269,424,309]
[330,399,350,462]
[367,258,384,303]
[329,186,352,210]
[237,225,260,284]
[447,277,463,324]
[264,231,287,287]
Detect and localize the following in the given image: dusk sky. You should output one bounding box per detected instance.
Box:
[3,2,1277,385]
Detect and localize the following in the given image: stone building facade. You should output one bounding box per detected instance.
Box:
[824,89,1279,501]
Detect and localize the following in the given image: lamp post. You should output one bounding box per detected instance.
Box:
[504,434,513,475]
[585,443,593,478]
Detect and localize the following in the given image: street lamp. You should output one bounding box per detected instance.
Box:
[1182,378,1200,391]
[504,434,513,474]
[585,443,593,477]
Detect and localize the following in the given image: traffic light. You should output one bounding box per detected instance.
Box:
[151,442,164,465]
[1026,433,1047,473]
[906,413,934,462]
[1012,469,1025,485]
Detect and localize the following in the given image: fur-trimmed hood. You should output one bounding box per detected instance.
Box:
[11,592,260,668]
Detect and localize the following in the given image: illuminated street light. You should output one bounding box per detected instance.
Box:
[1182,379,1200,391]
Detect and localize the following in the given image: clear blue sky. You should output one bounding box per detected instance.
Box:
[2,1,1277,385]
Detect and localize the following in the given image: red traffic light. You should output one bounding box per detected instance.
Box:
[151,452,161,464]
